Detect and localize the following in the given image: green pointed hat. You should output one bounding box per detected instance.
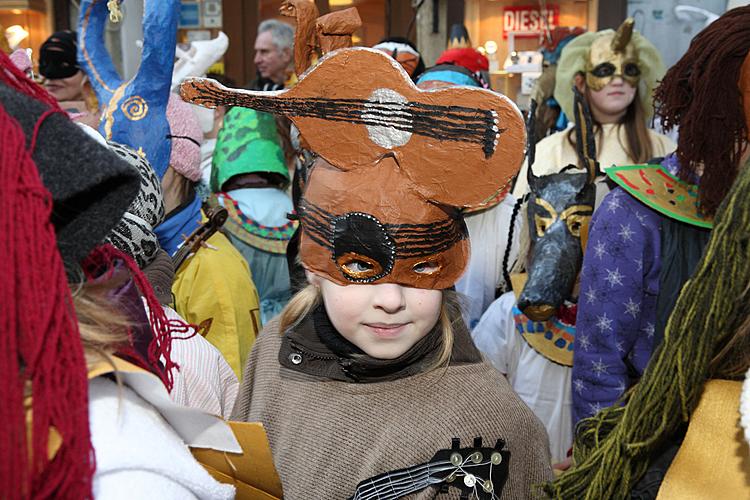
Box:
[211,107,289,192]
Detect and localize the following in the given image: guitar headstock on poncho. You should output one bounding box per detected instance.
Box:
[348,437,510,500]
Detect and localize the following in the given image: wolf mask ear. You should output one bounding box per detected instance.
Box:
[526,99,539,190]
[572,86,599,183]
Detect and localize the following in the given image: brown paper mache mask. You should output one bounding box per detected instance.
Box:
[180,47,525,288]
[585,18,641,91]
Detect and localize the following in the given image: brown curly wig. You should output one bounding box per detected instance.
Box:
[654,6,750,217]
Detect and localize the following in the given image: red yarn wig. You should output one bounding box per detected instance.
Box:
[0,79,94,500]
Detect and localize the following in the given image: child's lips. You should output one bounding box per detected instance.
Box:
[364,322,409,338]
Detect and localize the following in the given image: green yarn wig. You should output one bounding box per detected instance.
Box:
[211,107,289,192]
[545,155,750,499]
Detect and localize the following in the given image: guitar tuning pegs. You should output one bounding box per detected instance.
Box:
[451,437,461,450]
[490,452,503,465]
[483,480,494,493]
[473,437,483,448]
[494,438,506,450]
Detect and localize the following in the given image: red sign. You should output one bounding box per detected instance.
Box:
[502,5,560,39]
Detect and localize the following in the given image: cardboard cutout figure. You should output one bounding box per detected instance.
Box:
[280,0,362,76]
[181,47,525,288]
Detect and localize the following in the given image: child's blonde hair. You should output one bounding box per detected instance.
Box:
[70,276,131,367]
[278,284,461,373]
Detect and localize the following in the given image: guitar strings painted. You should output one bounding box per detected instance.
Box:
[351,460,452,499]
[185,81,503,158]
[355,460,499,500]
[351,454,501,500]
[300,201,466,258]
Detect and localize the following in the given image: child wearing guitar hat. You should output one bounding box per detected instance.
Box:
[181,46,554,498]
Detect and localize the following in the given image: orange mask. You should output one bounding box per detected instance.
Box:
[180,48,525,288]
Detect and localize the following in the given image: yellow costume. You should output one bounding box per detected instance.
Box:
[513,123,675,197]
[657,380,750,499]
[173,231,261,380]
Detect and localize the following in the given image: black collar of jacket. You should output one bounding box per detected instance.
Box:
[278,305,482,383]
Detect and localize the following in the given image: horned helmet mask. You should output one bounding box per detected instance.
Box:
[585,18,641,91]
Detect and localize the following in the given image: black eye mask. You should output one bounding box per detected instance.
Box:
[299,199,466,285]
[332,212,396,282]
[39,32,80,80]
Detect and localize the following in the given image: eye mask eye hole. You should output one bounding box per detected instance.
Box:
[336,252,384,280]
[560,208,592,239]
[412,261,441,275]
[590,62,616,78]
[623,62,641,77]
[534,214,555,237]
[567,219,583,237]
[332,212,395,283]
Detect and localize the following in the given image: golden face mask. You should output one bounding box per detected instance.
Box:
[585,18,641,91]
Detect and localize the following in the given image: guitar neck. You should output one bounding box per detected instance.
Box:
[349,460,452,500]
[182,80,502,159]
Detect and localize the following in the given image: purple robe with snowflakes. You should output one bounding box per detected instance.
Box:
[572,187,661,423]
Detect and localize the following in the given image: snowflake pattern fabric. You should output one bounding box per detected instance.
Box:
[572,187,662,423]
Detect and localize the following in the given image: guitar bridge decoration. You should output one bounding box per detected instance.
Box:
[348,437,510,500]
[180,46,525,288]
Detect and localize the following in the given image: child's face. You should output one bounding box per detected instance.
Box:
[587,77,636,122]
[308,272,443,360]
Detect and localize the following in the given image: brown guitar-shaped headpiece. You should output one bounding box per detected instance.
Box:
[181,47,525,288]
[180,48,524,208]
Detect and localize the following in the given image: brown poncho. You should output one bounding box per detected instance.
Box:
[233,316,553,499]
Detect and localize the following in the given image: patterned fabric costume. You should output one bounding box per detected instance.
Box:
[572,186,664,420]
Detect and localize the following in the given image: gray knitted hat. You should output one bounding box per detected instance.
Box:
[0,81,140,266]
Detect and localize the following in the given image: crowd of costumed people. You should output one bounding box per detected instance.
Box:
[1,1,749,498]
